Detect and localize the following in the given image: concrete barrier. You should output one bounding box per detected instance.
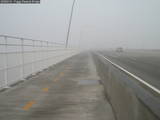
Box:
[93,54,160,120]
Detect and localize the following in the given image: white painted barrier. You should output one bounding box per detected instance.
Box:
[93,53,160,120]
[0,35,78,89]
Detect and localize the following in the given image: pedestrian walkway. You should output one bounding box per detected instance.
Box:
[0,53,115,120]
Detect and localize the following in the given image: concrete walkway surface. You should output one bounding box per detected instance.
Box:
[0,53,115,120]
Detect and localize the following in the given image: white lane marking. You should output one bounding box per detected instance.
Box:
[98,53,160,95]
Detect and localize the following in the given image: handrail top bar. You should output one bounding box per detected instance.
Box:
[0,34,65,45]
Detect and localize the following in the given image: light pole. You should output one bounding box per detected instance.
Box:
[65,0,76,48]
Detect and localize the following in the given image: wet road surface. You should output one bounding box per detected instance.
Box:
[0,53,115,120]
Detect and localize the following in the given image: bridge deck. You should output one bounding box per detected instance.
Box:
[0,53,115,120]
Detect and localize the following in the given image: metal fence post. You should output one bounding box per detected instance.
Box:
[4,36,10,88]
[47,41,49,67]
[32,40,36,75]
[21,38,25,80]
[40,40,43,71]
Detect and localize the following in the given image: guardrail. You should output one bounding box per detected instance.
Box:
[93,53,160,120]
[0,35,77,89]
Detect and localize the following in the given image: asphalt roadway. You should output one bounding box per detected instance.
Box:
[99,50,160,90]
[0,53,115,120]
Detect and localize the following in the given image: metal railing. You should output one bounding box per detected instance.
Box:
[0,35,75,89]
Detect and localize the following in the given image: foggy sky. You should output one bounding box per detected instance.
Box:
[0,0,160,49]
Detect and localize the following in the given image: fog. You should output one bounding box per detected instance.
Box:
[0,0,160,49]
